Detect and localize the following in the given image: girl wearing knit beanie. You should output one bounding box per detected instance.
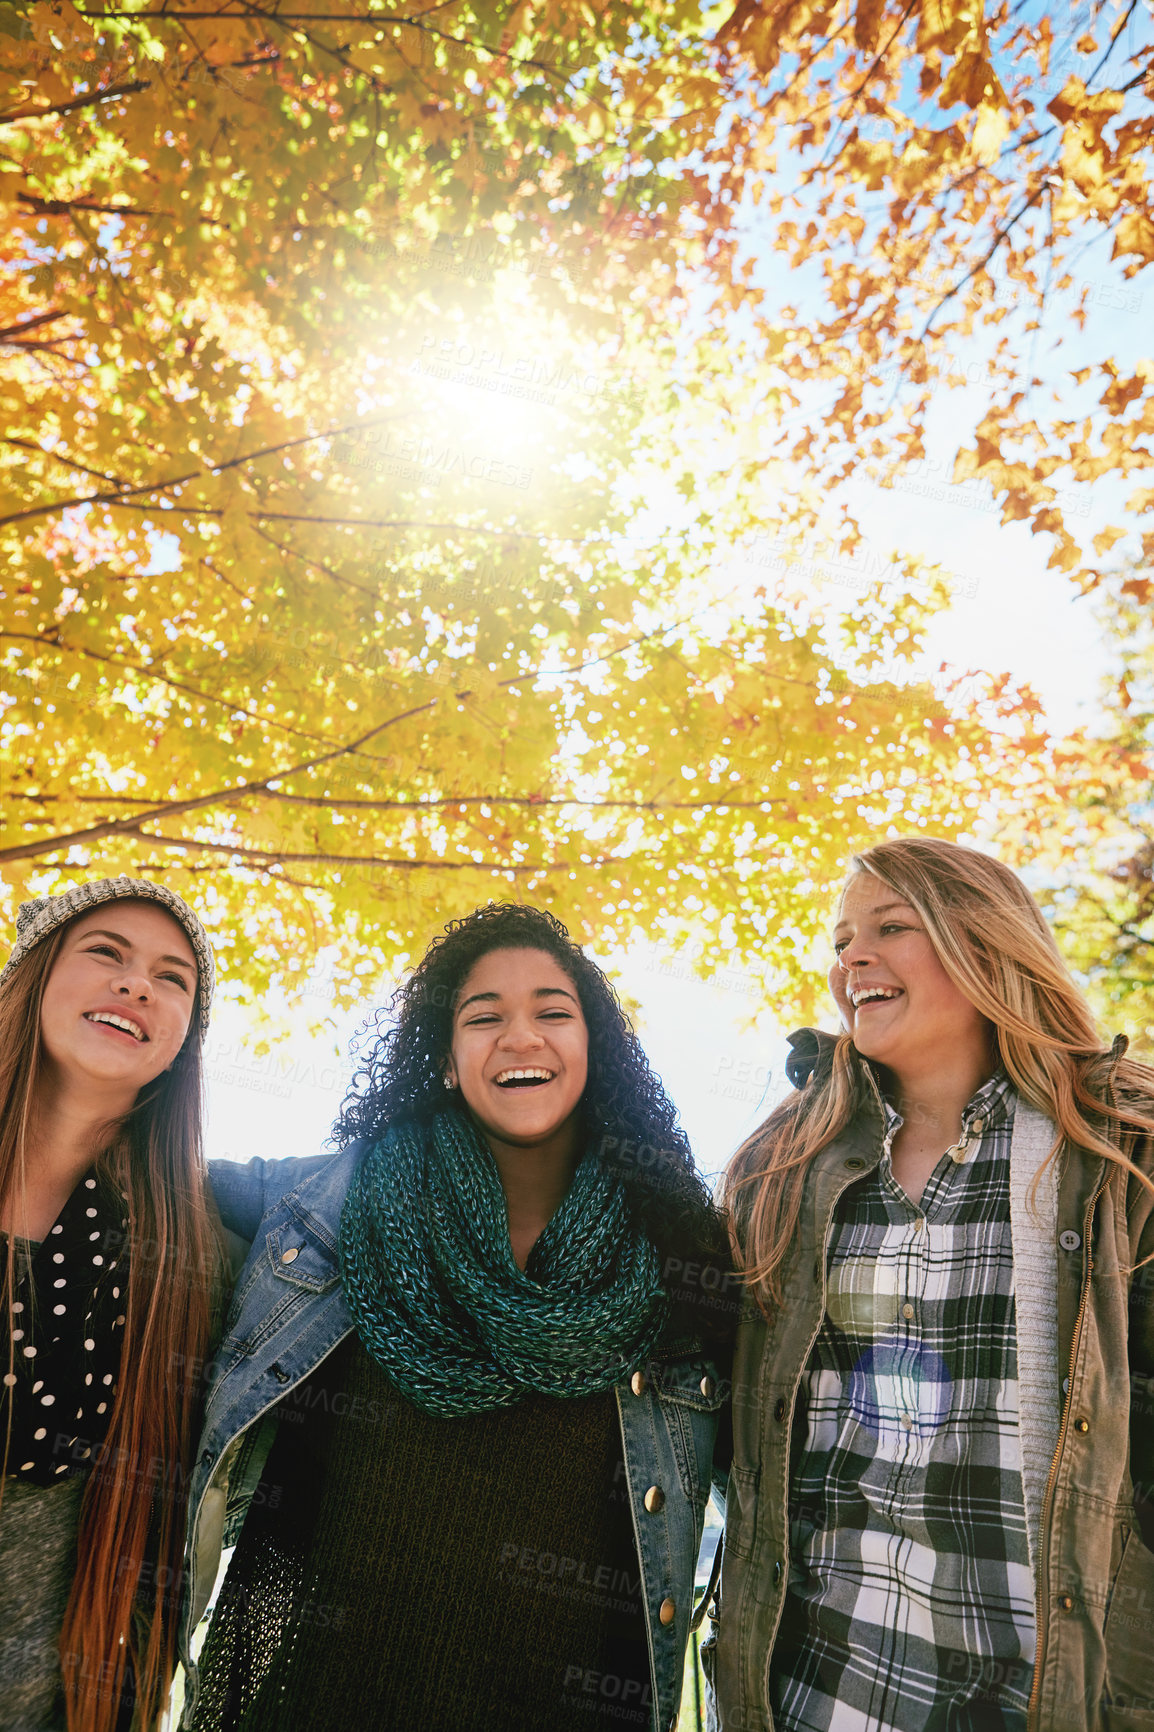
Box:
[0,879,226,1732]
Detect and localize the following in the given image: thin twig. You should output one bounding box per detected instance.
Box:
[0,79,150,125]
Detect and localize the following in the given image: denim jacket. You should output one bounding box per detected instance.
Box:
[179,1144,727,1732]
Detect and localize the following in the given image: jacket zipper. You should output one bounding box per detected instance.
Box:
[1025,1173,1107,1727]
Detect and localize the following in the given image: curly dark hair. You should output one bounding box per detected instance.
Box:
[333,902,736,1348]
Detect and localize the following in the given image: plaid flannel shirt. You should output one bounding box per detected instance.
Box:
[771,1072,1035,1732]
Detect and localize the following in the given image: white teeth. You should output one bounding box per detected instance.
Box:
[495,1068,553,1084]
[85,1012,146,1042]
[851,987,901,1008]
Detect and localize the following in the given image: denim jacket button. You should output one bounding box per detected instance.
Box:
[700,1375,714,1399]
[659,1597,675,1626]
[280,1247,300,1264]
[644,1485,665,1514]
[630,1371,646,1397]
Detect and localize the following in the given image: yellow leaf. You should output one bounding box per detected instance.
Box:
[971,103,1009,166]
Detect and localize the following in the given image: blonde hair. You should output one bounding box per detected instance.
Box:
[0,917,226,1732]
[722,836,1154,1309]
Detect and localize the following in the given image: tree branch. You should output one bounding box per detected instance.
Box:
[913,178,1049,347]
[0,79,151,126]
[3,435,136,490]
[88,830,567,871]
[0,412,407,530]
[0,616,702,865]
[0,310,73,342]
[251,523,381,598]
[74,10,576,78]
[16,191,230,227]
[1,631,339,747]
[10,790,788,811]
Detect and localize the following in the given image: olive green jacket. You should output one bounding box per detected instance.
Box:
[709,1045,1154,1732]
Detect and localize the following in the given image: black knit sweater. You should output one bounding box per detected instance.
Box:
[192,1330,653,1731]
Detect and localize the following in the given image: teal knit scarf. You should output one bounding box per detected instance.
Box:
[338,1112,670,1417]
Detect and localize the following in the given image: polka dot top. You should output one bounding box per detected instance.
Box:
[1,1169,129,1485]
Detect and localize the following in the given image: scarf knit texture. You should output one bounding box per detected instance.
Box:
[338,1110,671,1418]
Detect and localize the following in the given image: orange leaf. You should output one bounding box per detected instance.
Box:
[1112,209,1154,265]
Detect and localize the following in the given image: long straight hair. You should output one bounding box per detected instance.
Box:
[722,837,1154,1310]
[0,921,225,1732]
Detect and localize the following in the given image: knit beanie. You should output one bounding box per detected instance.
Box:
[0,877,215,1037]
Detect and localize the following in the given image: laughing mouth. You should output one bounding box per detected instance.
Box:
[84,1011,148,1042]
[850,987,902,1009]
[493,1068,554,1088]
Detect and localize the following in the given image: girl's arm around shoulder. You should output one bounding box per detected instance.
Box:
[207,1152,335,1243]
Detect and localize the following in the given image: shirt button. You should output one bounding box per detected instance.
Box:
[970,1116,985,1135]
[280,1247,299,1264]
[659,1597,676,1626]
[902,1304,915,1320]
[631,1371,647,1397]
[1059,1230,1081,1252]
[912,1216,925,1233]
[644,1485,665,1513]
[900,1413,913,1430]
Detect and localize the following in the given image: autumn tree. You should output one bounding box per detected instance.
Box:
[0,0,1099,1012]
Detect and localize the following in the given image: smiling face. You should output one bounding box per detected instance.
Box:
[38,903,199,1107]
[829,872,991,1080]
[445,946,589,1152]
